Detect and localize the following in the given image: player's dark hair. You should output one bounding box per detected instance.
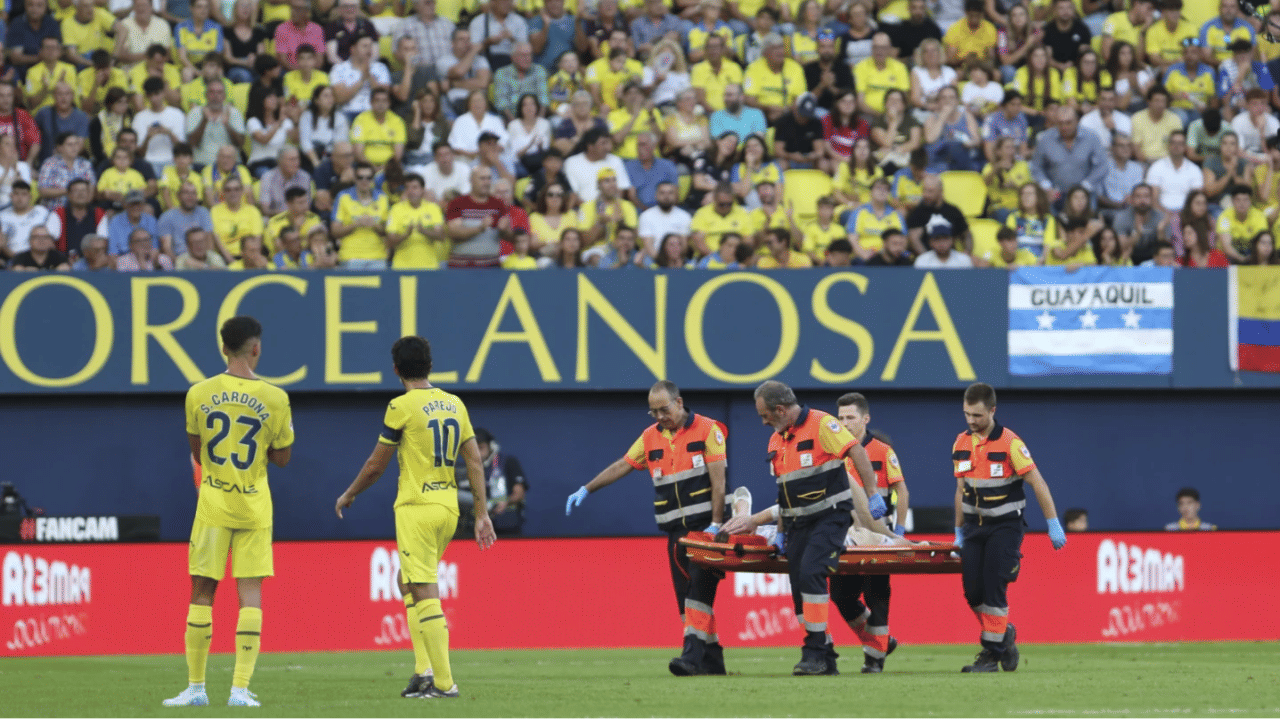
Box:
[964,382,997,409]
[474,427,494,445]
[651,379,680,400]
[836,392,869,415]
[1063,508,1088,524]
[285,186,308,201]
[1176,487,1199,502]
[221,316,263,355]
[391,336,433,380]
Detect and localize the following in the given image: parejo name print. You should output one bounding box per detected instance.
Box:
[1008,267,1174,376]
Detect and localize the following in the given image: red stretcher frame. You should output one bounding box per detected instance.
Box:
[679,532,963,575]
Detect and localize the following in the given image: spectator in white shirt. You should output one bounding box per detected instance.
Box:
[1079,86,1131,150]
[1145,130,1204,214]
[913,221,974,268]
[0,182,60,262]
[330,35,391,120]
[1229,89,1279,164]
[563,127,632,204]
[133,77,188,177]
[637,181,692,258]
[412,141,472,203]
[447,89,509,160]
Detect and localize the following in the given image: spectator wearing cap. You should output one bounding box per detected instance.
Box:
[580,166,638,250]
[563,126,632,204]
[803,30,854,111]
[624,131,678,210]
[709,83,766,145]
[1164,37,1214,128]
[448,89,509,161]
[1165,487,1216,531]
[885,0,941,62]
[105,189,160,256]
[690,34,743,114]
[913,221,973,268]
[854,32,911,116]
[942,0,997,68]
[742,33,806,124]
[773,93,825,171]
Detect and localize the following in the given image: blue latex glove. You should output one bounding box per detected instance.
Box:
[953,527,964,549]
[867,493,887,520]
[772,531,786,553]
[565,486,588,516]
[1047,518,1067,550]
[704,523,720,535]
[893,523,905,536]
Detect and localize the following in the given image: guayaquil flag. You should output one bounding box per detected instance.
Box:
[1228,266,1280,373]
[1008,266,1174,376]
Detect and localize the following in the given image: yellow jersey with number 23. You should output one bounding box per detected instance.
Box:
[380,387,475,514]
[185,373,295,530]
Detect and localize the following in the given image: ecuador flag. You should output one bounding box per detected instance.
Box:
[1229,267,1280,372]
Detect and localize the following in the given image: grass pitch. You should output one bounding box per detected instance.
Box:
[4,643,1278,717]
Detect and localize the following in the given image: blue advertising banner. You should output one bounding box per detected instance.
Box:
[0,269,1276,393]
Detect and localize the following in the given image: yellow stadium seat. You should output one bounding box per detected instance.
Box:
[515,176,530,203]
[678,173,691,203]
[379,35,402,70]
[941,170,987,217]
[229,82,251,117]
[969,217,1002,261]
[783,169,832,224]
[252,179,261,204]
[877,0,908,21]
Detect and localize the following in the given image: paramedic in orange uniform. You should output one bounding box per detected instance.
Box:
[953,382,1066,673]
[746,380,898,676]
[828,392,909,673]
[565,380,731,677]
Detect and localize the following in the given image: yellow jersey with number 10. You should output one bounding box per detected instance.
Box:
[380,387,475,513]
[185,373,295,530]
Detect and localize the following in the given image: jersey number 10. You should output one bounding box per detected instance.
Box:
[427,417,461,468]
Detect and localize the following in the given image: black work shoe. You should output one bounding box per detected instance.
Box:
[400,673,431,698]
[1001,623,1019,672]
[793,656,832,675]
[701,643,727,675]
[961,649,1001,673]
[824,648,840,676]
[669,657,704,676]
[861,636,898,673]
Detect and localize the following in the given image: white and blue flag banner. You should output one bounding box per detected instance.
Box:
[1008,267,1174,376]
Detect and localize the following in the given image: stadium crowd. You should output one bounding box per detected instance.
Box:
[1,0,1280,271]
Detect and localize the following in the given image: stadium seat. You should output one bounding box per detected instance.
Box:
[940,170,986,218]
[515,176,530,203]
[783,169,832,224]
[678,174,691,203]
[379,36,401,71]
[969,217,1001,261]
[229,83,251,117]
[877,0,908,21]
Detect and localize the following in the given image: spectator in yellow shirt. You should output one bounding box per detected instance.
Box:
[854,32,911,115]
[210,175,266,257]
[502,228,540,269]
[1217,184,1268,262]
[351,88,407,167]
[1100,0,1155,62]
[1130,85,1182,162]
[283,45,329,102]
[386,174,448,269]
[97,147,148,206]
[27,37,79,112]
[756,227,813,267]
[689,182,755,257]
[943,0,998,68]
[742,33,806,123]
[690,34,743,113]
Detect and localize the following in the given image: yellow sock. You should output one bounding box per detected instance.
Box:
[231,607,262,689]
[404,594,431,676]
[415,599,452,689]
[184,604,213,685]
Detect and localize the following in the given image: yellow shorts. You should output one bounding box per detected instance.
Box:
[395,504,457,585]
[188,516,274,581]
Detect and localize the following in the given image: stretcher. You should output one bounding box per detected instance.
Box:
[679,532,962,575]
